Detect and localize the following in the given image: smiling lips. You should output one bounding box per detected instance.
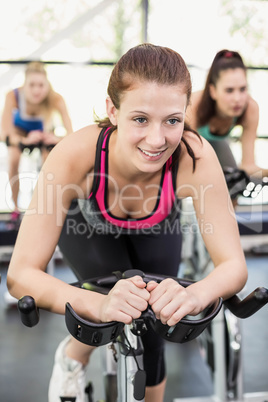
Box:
[138,147,167,158]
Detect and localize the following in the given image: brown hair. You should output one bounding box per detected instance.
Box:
[96,43,200,171]
[196,50,247,127]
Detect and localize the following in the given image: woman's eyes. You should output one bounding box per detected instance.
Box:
[167,118,180,125]
[225,87,247,94]
[134,117,181,125]
[134,117,147,124]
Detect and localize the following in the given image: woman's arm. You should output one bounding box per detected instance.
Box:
[148,135,247,326]
[7,125,149,324]
[182,136,247,298]
[1,90,22,144]
[239,97,264,176]
[7,127,94,308]
[42,93,73,146]
[54,93,73,135]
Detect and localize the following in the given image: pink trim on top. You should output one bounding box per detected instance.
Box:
[89,128,176,229]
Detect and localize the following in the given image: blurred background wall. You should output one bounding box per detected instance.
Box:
[0,0,267,133]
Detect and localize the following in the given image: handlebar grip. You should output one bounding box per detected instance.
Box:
[123,269,145,279]
[148,297,223,343]
[65,298,223,345]
[65,302,125,346]
[18,296,39,327]
[65,273,267,345]
[224,287,268,318]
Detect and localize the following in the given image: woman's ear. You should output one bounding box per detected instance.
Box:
[106,97,118,126]
[209,84,216,100]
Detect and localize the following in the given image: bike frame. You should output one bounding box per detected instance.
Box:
[180,198,268,402]
[18,270,268,402]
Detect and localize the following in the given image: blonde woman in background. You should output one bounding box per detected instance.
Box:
[1,61,73,220]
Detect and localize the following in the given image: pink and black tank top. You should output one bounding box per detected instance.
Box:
[78,127,180,234]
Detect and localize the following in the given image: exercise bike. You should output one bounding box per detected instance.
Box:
[18,269,268,402]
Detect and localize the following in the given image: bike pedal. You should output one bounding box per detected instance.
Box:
[134,369,146,400]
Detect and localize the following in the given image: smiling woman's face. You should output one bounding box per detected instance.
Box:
[106,80,187,174]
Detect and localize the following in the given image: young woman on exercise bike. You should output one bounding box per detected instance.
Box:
[1,61,73,221]
[7,44,247,402]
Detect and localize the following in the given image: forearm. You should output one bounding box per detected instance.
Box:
[240,148,256,170]
[6,131,25,146]
[7,265,105,322]
[240,128,257,169]
[187,259,248,310]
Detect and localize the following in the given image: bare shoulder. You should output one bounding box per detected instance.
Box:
[240,95,259,127]
[52,91,67,108]
[51,123,99,163]
[177,131,223,198]
[4,89,17,106]
[181,129,205,157]
[43,124,101,191]
[247,95,259,114]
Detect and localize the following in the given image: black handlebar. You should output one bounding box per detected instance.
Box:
[17,270,268,346]
[224,286,268,318]
[18,295,40,327]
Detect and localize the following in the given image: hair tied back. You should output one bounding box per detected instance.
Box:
[224,51,233,58]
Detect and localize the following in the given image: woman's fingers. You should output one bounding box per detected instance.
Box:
[100,276,150,324]
[148,279,199,326]
[129,275,148,289]
[149,278,181,306]
[156,299,194,326]
[146,280,158,292]
[24,130,43,144]
[100,276,200,326]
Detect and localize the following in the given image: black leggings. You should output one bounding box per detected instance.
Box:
[58,200,182,386]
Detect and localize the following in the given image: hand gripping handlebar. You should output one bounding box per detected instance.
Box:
[18,270,268,346]
[65,269,223,345]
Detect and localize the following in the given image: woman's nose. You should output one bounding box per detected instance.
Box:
[145,126,166,148]
[233,90,243,101]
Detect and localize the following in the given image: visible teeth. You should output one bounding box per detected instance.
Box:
[140,149,162,157]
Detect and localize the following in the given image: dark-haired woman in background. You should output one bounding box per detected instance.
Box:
[187,49,268,179]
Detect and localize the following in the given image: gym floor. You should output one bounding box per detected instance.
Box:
[0,253,267,402]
